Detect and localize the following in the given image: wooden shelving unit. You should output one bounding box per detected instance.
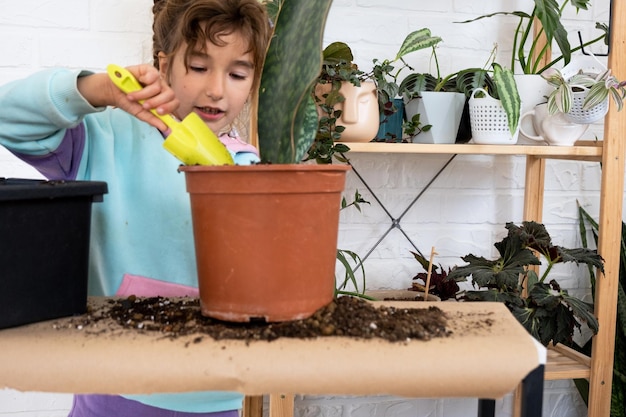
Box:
[343,4,625,415]
[345,137,621,416]
[245,3,625,417]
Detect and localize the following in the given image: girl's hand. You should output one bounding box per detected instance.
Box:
[78,64,179,132]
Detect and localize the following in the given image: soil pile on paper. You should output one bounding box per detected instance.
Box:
[68,296,450,343]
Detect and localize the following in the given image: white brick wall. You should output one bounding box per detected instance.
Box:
[0,0,617,416]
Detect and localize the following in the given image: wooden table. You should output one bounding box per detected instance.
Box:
[0,298,546,417]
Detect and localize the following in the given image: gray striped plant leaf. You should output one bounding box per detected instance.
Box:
[492,63,521,135]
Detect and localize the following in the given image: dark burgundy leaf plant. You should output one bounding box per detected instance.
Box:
[447,221,604,346]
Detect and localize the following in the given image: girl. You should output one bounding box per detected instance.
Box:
[0,0,271,416]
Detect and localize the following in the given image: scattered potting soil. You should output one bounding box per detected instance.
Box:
[63,295,450,343]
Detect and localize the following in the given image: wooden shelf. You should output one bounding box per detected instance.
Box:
[343,141,603,161]
[545,344,591,381]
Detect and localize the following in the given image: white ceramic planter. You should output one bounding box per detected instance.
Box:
[315,81,380,142]
[515,74,553,144]
[404,91,465,144]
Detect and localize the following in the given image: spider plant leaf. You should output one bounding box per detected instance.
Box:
[582,82,609,110]
[258,0,333,163]
[556,83,572,113]
[394,28,442,61]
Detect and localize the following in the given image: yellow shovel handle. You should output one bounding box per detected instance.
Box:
[106,64,178,129]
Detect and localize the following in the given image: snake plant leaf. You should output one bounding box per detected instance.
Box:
[394,28,442,61]
[492,63,521,135]
[258,0,333,164]
[292,95,320,162]
[584,82,611,110]
[264,0,281,23]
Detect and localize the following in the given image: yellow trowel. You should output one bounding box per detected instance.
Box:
[106,64,234,166]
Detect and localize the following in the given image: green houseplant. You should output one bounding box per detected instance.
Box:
[457,0,608,74]
[310,30,445,149]
[447,221,604,346]
[313,41,380,146]
[179,0,355,323]
[467,62,522,142]
[542,66,626,123]
[395,35,465,144]
[457,0,609,143]
[365,28,443,114]
[397,43,522,143]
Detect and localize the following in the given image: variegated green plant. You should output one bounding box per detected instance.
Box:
[542,67,626,115]
[492,63,521,135]
[466,63,521,136]
[257,0,333,164]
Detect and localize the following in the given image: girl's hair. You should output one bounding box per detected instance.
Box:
[152,0,271,139]
[153,0,270,85]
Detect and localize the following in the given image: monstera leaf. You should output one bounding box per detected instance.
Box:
[258,0,333,164]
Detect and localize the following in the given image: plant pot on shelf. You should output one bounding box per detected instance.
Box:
[365,289,441,302]
[469,88,520,145]
[559,55,611,124]
[404,92,465,144]
[0,178,107,329]
[315,81,380,142]
[179,164,350,322]
[515,74,553,144]
[376,98,404,142]
[565,90,609,124]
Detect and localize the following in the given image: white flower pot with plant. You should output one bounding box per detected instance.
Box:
[542,56,626,124]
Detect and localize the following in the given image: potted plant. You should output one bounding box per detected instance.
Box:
[312,30,443,145]
[396,41,521,145]
[446,221,604,346]
[396,36,466,144]
[467,62,522,144]
[179,0,350,323]
[409,251,459,301]
[313,42,380,144]
[542,65,626,124]
[457,1,609,142]
[457,0,607,75]
[364,28,443,142]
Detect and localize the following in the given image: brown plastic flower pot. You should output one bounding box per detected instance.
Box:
[179,164,350,322]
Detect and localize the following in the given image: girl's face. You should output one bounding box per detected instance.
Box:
[160,31,255,135]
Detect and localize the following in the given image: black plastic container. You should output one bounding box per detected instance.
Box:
[0,178,108,328]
